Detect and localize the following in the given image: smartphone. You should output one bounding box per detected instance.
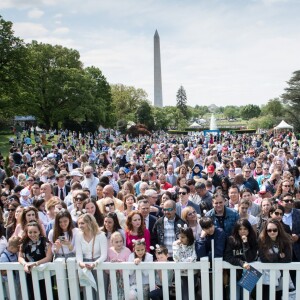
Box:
[59,236,65,241]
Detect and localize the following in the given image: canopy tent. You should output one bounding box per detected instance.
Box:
[189,122,201,128]
[198,118,206,124]
[274,120,293,131]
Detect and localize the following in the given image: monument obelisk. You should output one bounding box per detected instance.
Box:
[154,30,163,107]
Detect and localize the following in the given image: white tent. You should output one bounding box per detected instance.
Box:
[189,122,201,128]
[274,120,293,131]
[198,118,207,124]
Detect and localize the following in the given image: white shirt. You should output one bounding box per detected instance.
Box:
[75,231,107,264]
[283,212,293,230]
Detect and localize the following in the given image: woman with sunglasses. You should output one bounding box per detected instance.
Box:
[269,204,291,234]
[100,197,126,229]
[70,192,89,223]
[274,179,292,200]
[4,202,19,231]
[258,219,292,300]
[6,205,24,240]
[181,206,202,240]
[117,167,127,187]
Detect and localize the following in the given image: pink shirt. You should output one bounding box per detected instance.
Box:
[125,229,151,252]
[108,246,131,262]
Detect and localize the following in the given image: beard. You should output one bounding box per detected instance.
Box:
[85,175,94,187]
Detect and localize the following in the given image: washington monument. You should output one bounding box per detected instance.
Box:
[154,30,163,107]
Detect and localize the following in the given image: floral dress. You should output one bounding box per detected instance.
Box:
[107,246,132,299]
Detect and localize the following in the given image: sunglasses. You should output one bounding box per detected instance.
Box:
[163,208,174,212]
[75,198,84,202]
[178,192,187,195]
[274,212,283,216]
[267,228,278,233]
[105,203,115,207]
[282,185,290,187]
[119,173,125,176]
[7,208,16,212]
[84,172,91,175]
[282,199,294,203]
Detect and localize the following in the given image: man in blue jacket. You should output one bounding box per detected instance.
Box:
[205,193,239,237]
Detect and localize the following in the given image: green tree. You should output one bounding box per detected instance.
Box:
[136,100,155,130]
[281,71,300,130]
[111,84,147,122]
[152,107,172,130]
[0,15,28,119]
[240,104,261,120]
[260,98,284,117]
[176,86,188,118]
[223,106,240,119]
[22,41,92,129]
[84,66,113,128]
[248,115,275,129]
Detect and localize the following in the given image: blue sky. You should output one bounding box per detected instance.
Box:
[1,0,300,107]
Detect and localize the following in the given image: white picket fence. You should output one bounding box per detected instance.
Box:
[0,257,299,300]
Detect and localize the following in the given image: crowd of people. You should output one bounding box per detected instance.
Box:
[0,128,300,299]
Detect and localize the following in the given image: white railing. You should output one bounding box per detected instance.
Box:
[214,259,300,300]
[1,257,300,300]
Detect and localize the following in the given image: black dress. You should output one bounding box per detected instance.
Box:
[22,236,49,299]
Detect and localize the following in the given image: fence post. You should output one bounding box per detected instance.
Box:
[66,258,81,300]
[214,258,223,300]
[54,258,69,300]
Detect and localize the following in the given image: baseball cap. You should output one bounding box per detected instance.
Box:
[207,165,215,173]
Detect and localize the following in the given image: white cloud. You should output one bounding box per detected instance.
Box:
[13,22,48,38]
[27,8,44,19]
[3,1,300,107]
[53,27,70,35]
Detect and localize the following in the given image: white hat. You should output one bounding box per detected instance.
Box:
[20,188,30,197]
[70,169,83,177]
[102,170,113,177]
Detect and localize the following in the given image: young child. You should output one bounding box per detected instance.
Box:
[0,236,22,300]
[149,245,174,300]
[128,238,153,300]
[173,225,197,300]
[107,232,132,300]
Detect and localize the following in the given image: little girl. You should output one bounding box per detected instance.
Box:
[107,232,132,300]
[173,225,197,300]
[148,245,174,300]
[128,238,153,300]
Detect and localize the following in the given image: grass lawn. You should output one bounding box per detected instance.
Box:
[0,134,13,158]
[0,132,58,159]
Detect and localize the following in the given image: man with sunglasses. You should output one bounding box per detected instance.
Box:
[280,192,300,286]
[242,166,259,194]
[176,185,200,217]
[152,200,186,257]
[81,166,99,197]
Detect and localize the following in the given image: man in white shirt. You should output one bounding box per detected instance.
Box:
[80,166,99,197]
